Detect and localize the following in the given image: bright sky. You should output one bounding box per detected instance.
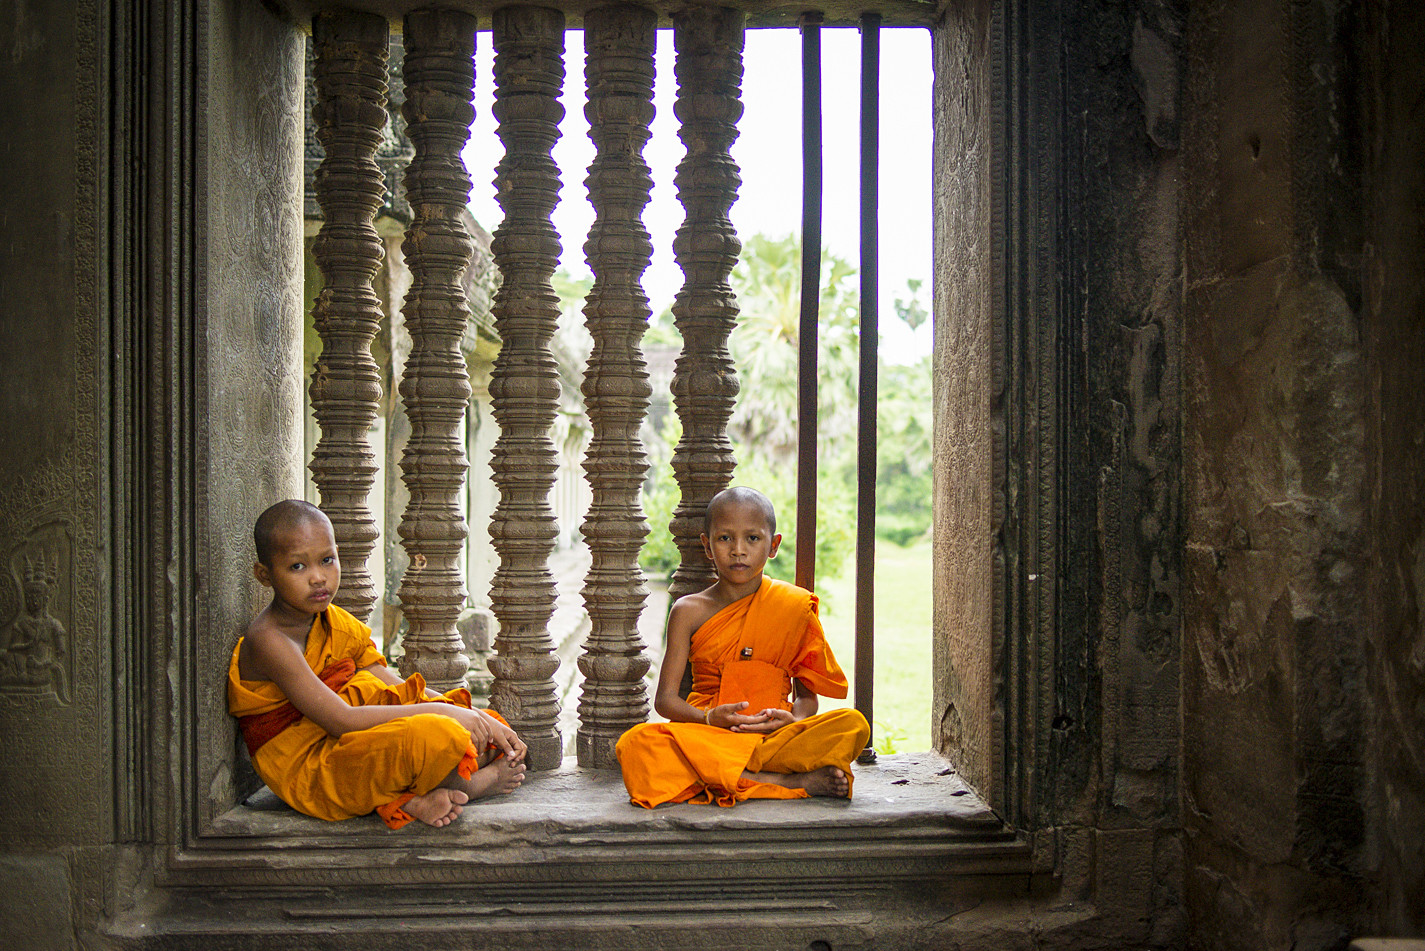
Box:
[460,26,933,361]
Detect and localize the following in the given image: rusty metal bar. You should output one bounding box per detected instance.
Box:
[855,11,881,763]
[795,11,823,592]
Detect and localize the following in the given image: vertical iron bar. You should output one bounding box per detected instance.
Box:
[795,12,823,592]
[855,12,881,762]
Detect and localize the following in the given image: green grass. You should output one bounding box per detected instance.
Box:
[815,537,933,753]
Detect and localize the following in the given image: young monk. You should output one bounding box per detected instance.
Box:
[616,487,871,807]
[227,499,526,829]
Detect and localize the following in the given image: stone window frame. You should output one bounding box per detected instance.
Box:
[114,0,1081,902]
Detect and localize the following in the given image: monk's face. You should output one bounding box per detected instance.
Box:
[701,500,782,586]
[254,516,341,616]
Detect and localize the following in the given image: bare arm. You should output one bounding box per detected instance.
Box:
[360,659,527,761]
[244,626,523,758]
[652,599,766,730]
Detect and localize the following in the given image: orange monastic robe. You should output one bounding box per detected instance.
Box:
[616,577,870,808]
[227,604,492,830]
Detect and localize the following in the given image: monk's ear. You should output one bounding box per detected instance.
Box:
[253,560,273,588]
[699,533,714,562]
[768,533,783,558]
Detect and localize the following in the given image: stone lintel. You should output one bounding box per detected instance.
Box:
[265,0,939,31]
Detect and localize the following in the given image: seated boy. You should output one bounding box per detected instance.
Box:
[616,487,870,807]
[228,499,526,829]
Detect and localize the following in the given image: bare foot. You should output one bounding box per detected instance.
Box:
[743,765,850,798]
[463,753,527,800]
[402,787,469,827]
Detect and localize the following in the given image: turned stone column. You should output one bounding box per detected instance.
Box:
[307,11,389,622]
[393,9,477,691]
[668,7,744,602]
[575,4,657,768]
[487,5,566,769]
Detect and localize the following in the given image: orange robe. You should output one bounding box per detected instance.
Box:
[227,604,496,830]
[616,577,870,808]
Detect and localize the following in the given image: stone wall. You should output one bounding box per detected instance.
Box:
[932,0,996,809]
[197,0,308,824]
[1359,0,1425,936]
[1062,0,1188,939]
[1179,0,1424,947]
[0,0,102,946]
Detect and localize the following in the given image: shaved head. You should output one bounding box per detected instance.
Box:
[253,499,331,567]
[703,486,777,537]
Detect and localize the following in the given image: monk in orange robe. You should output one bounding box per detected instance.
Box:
[227,500,526,829]
[617,487,870,808]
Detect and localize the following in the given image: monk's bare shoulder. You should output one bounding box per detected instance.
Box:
[668,587,726,640]
[237,608,304,682]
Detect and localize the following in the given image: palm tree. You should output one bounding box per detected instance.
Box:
[727,233,861,467]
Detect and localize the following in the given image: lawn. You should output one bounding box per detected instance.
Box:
[815,536,933,754]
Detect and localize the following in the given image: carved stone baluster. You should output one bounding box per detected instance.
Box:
[487,5,566,770]
[668,7,744,601]
[307,12,389,622]
[394,10,477,691]
[576,4,657,768]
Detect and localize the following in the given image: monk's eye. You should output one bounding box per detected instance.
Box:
[291,562,304,571]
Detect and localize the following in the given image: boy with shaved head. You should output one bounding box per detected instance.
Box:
[616,487,870,807]
[228,500,526,829]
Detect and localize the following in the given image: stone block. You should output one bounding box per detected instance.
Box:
[0,855,73,951]
[1093,827,1156,937]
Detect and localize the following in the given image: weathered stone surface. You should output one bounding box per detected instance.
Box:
[0,0,107,853]
[930,0,996,810]
[0,856,74,951]
[1360,0,1425,936]
[1179,0,1423,947]
[198,0,308,829]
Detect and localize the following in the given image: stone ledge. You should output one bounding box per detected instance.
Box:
[213,750,999,836]
[160,752,1028,885]
[102,754,1041,948]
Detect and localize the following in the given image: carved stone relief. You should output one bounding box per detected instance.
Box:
[0,523,73,705]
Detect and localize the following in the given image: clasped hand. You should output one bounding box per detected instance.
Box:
[456,707,527,762]
[708,701,795,733]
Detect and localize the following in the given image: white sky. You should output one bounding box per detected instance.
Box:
[460,26,933,361]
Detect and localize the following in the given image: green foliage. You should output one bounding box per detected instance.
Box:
[726,233,862,467]
[637,412,683,582]
[872,357,934,545]
[873,721,909,756]
[636,232,932,580]
[724,452,856,593]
